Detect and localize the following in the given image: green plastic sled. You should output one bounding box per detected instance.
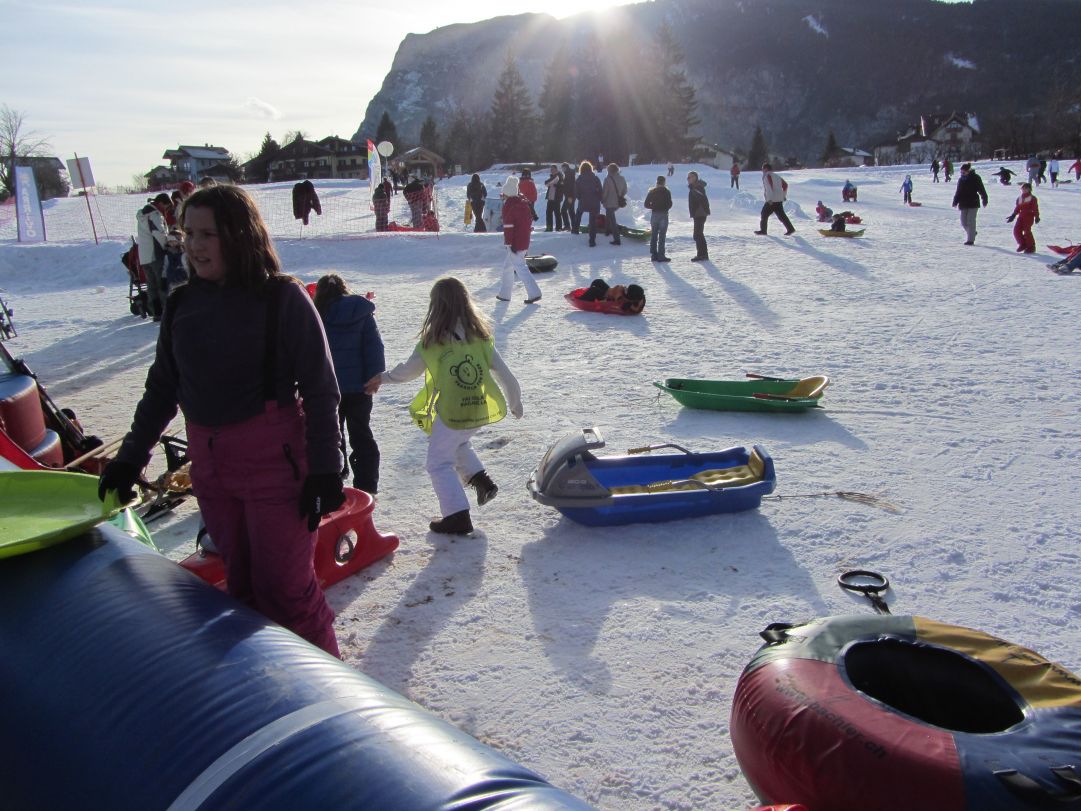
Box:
[654,375,830,413]
[0,470,129,559]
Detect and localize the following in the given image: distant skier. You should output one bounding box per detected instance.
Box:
[993,167,1016,185]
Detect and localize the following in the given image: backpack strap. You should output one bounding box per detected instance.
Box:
[262,277,286,402]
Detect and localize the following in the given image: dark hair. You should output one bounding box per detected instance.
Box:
[656,176,666,185]
[522,168,531,178]
[626,284,645,301]
[179,184,282,289]
[313,273,348,315]
[579,160,594,174]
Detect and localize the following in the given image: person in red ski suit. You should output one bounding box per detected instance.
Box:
[1006,183,1040,253]
[518,169,539,222]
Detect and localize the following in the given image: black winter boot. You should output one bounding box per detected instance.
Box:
[468,470,499,506]
[429,510,473,535]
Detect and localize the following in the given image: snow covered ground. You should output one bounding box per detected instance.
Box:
[2,160,1079,810]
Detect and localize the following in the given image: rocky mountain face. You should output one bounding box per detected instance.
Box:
[354,0,1081,162]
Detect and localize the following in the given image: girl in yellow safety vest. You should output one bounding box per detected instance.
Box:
[365,277,523,535]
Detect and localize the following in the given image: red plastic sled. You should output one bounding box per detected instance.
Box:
[845,214,862,224]
[386,221,423,232]
[565,288,643,315]
[906,201,923,207]
[179,487,399,590]
[1049,244,1081,257]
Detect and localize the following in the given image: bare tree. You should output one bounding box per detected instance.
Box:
[0,105,51,198]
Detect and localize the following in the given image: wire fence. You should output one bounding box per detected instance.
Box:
[0,179,446,244]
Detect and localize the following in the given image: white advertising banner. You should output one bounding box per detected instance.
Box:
[367,139,380,201]
[14,166,45,243]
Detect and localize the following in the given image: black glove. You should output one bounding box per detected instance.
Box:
[97,460,141,504]
[299,472,345,531]
[1006,215,1015,223]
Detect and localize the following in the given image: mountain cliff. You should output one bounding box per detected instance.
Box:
[354,0,1081,162]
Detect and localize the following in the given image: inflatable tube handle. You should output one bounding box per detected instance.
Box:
[626,442,694,456]
[759,622,796,645]
[994,765,1081,805]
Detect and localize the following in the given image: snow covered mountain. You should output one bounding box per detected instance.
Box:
[354,0,1081,163]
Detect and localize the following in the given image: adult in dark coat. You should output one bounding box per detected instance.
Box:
[291,180,322,225]
[561,162,577,232]
[314,274,386,493]
[466,174,488,233]
[687,171,711,261]
[574,161,603,247]
[372,184,390,231]
[951,163,988,245]
[403,176,425,228]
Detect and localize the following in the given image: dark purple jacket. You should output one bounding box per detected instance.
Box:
[116,275,342,474]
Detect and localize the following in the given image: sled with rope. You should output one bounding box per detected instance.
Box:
[527,427,776,526]
[654,374,830,413]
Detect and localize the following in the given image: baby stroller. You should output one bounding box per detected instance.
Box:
[121,237,150,318]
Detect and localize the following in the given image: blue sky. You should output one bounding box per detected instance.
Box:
[4,0,968,189]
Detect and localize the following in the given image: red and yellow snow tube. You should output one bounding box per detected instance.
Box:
[731,615,1081,811]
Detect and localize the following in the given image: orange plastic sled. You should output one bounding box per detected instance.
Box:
[179,487,399,590]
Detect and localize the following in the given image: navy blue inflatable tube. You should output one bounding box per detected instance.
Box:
[0,525,595,811]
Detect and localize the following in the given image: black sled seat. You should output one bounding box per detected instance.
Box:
[0,524,595,811]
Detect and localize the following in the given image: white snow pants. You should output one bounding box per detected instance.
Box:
[498,247,542,302]
[427,416,483,517]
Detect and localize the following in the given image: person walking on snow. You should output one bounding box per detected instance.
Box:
[687,171,711,261]
[730,161,741,189]
[313,274,385,494]
[900,175,914,205]
[366,277,523,536]
[1070,157,1081,181]
[756,163,795,236]
[944,159,953,182]
[495,176,542,304]
[644,175,673,262]
[931,158,940,182]
[601,163,628,245]
[1006,182,1040,253]
[952,162,989,245]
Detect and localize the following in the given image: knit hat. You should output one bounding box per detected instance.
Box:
[502,176,519,197]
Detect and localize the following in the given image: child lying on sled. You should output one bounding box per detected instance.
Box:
[577,278,646,313]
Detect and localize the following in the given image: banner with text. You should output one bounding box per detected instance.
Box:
[367,140,381,202]
[15,166,45,243]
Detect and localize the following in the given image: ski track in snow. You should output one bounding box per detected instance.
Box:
[1,160,1079,809]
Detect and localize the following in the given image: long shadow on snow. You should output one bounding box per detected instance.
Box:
[699,262,780,330]
[356,529,488,691]
[652,261,721,319]
[660,404,868,452]
[22,314,157,398]
[519,511,830,694]
[772,234,870,278]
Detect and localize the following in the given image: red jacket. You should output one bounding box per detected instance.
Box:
[502,195,533,252]
[518,178,538,203]
[1011,193,1040,224]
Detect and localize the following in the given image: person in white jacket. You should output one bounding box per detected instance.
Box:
[755,163,795,236]
[601,163,629,245]
[135,193,171,320]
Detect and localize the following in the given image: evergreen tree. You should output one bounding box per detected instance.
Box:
[419,115,440,153]
[748,124,768,168]
[257,132,280,158]
[640,24,700,163]
[488,55,537,162]
[442,107,486,172]
[538,45,575,160]
[821,130,838,165]
[375,111,399,148]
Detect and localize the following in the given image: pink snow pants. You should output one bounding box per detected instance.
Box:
[187,402,339,657]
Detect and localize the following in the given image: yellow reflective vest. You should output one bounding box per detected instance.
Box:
[409,339,507,434]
